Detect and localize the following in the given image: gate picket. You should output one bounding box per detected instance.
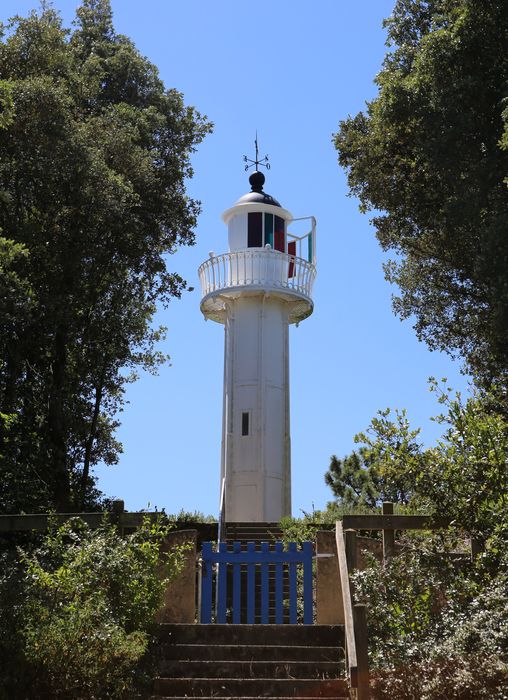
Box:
[200,540,314,624]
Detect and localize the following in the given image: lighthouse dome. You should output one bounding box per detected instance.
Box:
[234,171,282,208]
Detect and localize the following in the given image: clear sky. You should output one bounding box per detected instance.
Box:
[3,0,470,517]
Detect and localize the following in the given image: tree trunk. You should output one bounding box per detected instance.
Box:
[79,373,104,509]
[48,328,71,511]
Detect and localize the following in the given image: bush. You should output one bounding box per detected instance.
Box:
[353,542,508,699]
[0,516,184,699]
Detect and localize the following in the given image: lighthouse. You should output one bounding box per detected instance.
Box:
[198,151,316,523]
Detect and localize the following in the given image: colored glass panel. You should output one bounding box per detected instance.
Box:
[264,213,274,247]
[248,212,262,247]
[288,240,296,278]
[308,233,313,262]
[274,215,285,252]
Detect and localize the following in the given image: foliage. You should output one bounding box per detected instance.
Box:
[279,515,326,545]
[167,508,217,524]
[324,381,508,697]
[279,501,381,542]
[416,380,508,540]
[0,1,212,513]
[326,381,508,534]
[0,79,14,130]
[0,516,184,699]
[334,0,508,384]
[325,408,422,507]
[353,545,508,699]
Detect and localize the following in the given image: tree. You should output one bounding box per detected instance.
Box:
[325,449,380,508]
[0,1,212,512]
[334,0,508,384]
[325,381,508,542]
[325,408,423,507]
[416,380,508,541]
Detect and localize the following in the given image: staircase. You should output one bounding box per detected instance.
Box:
[224,522,284,544]
[152,623,348,699]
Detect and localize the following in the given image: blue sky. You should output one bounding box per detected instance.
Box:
[4,1,470,517]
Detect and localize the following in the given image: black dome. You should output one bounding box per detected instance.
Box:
[235,170,282,207]
[235,190,282,207]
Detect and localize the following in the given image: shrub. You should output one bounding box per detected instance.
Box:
[0,516,184,699]
[353,542,508,699]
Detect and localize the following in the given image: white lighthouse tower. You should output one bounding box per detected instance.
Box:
[198,153,316,523]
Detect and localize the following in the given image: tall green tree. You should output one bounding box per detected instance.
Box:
[325,382,508,542]
[334,0,508,384]
[325,408,423,507]
[0,1,211,512]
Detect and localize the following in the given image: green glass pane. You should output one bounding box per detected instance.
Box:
[264,213,274,247]
[308,233,313,262]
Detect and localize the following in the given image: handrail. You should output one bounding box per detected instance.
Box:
[287,215,317,264]
[336,521,358,687]
[218,477,226,544]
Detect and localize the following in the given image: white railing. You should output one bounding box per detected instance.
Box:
[288,215,317,265]
[198,248,316,301]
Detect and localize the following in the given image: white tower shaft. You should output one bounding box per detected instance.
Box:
[198,168,316,524]
[221,294,291,522]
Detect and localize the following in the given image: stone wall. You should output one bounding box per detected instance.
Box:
[156,529,197,623]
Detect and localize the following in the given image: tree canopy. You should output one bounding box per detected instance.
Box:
[0,0,212,512]
[334,0,508,384]
[325,380,508,541]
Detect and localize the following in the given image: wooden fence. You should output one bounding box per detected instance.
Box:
[336,502,480,700]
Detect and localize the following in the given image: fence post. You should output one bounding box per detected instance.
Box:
[344,528,357,604]
[470,537,482,560]
[354,603,370,700]
[382,501,395,561]
[111,499,124,536]
[344,528,357,574]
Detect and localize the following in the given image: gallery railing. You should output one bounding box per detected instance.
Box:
[199,248,316,301]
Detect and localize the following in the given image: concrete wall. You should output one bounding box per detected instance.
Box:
[315,530,391,624]
[156,529,197,624]
[316,530,344,625]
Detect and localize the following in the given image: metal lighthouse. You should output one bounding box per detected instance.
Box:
[198,145,316,523]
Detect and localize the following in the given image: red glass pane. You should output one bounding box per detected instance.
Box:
[288,241,296,278]
[274,216,285,252]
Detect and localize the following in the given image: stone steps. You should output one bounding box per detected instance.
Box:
[152,623,348,699]
[156,623,342,645]
[153,677,349,697]
[159,643,340,661]
[158,659,340,678]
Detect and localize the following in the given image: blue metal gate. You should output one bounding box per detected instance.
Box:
[200,541,313,624]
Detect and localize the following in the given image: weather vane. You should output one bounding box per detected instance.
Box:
[243,133,270,172]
